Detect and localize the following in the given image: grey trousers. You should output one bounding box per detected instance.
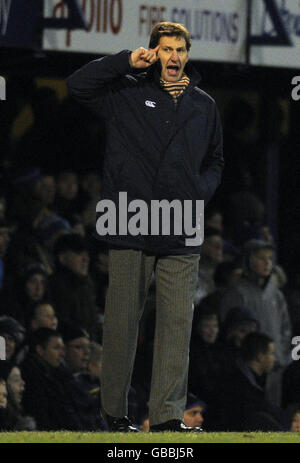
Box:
[100,248,200,426]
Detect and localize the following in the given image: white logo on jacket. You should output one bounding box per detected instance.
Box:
[145,100,156,108]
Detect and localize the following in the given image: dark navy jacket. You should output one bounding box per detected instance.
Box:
[67,50,224,255]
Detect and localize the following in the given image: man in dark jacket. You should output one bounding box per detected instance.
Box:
[217,332,287,431]
[67,22,223,432]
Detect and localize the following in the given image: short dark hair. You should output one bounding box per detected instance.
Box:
[28,327,61,354]
[149,22,191,51]
[240,332,273,362]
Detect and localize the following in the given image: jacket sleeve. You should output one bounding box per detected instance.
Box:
[199,103,224,205]
[66,50,133,118]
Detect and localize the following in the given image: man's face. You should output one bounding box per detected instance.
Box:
[37,336,65,368]
[198,315,219,344]
[59,250,89,277]
[65,337,90,372]
[31,304,58,331]
[259,342,276,373]
[7,367,25,406]
[184,405,204,428]
[249,249,273,278]
[158,35,189,82]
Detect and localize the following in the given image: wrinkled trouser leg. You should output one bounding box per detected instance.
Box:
[101,248,155,417]
[148,254,200,426]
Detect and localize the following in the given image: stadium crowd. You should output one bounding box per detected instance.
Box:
[0,82,300,433]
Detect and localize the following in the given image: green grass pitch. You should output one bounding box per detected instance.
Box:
[0,432,300,443]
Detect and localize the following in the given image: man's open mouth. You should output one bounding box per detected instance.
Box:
[166,65,180,76]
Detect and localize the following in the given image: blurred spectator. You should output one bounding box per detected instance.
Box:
[49,234,99,340]
[5,173,54,278]
[204,204,223,233]
[63,325,90,374]
[5,364,36,430]
[139,393,206,432]
[0,196,6,220]
[78,170,101,227]
[0,316,25,361]
[61,324,106,431]
[34,173,56,208]
[194,227,223,304]
[27,301,58,332]
[290,405,300,432]
[68,214,86,237]
[217,332,287,431]
[20,328,83,430]
[37,213,71,253]
[282,358,300,412]
[0,219,13,290]
[220,239,292,405]
[0,375,8,430]
[0,264,49,325]
[89,241,109,316]
[53,170,80,219]
[188,304,226,429]
[14,301,58,364]
[88,341,103,379]
[285,266,300,336]
[221,306,259,375]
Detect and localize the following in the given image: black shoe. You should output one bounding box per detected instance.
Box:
[106,415,140,432]
[150,419,203,433]
[99,400,139,432]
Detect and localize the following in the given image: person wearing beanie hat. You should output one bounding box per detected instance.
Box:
[184,393,205,429]
[220,239,291,406]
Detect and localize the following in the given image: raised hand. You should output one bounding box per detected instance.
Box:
[130,45,160,69]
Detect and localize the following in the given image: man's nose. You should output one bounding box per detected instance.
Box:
[170,51,179,61]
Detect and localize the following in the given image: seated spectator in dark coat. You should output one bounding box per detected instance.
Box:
[48,234,99,340]
[20,328,83,430]
[217,332,287,431]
